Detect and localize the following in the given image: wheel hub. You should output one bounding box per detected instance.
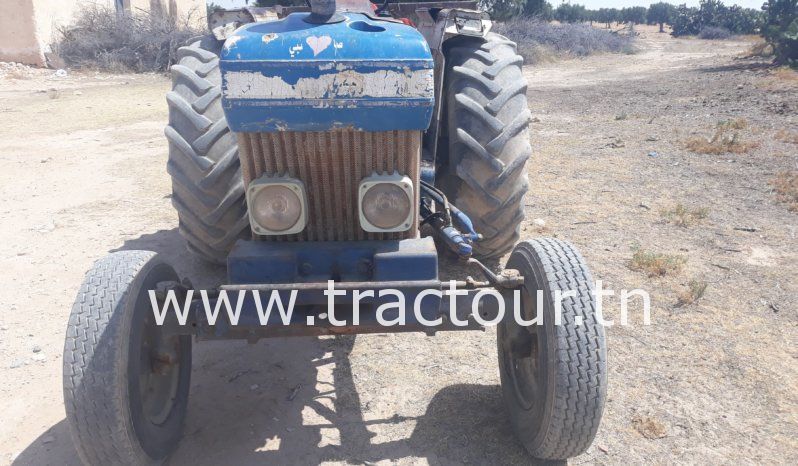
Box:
[139,314,181,426]
[506,327,541,411]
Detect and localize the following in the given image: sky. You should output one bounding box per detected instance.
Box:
[210,0,765,10]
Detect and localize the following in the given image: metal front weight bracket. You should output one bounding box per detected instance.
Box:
[465,258,524,289]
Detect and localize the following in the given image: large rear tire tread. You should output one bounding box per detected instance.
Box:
[166,36,249,265]
[440,33,531,259]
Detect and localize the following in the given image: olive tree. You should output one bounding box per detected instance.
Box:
[762,0,798,66]
[648,2,678,32]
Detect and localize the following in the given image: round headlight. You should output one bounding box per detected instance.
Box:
[251,185,302,232]
[361,182,412,230]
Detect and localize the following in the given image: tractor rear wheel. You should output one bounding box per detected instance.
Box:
[166,36,249,264]
[438,33,531,259]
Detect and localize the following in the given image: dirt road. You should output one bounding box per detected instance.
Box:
[1,29,796,464]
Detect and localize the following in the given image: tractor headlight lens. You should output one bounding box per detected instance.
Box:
[362,184,410,229]
[252,186,301,231]
[246,177,307,235]
[359,173,414,232]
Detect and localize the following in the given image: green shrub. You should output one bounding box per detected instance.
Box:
[621,6,648,25]
[648,2,678,32]
[523,0,554,20]
[554,3,589,23]
[762,0,798,66]
[595,8,621,28]
[482,0,526,21]
[672,0,763,36]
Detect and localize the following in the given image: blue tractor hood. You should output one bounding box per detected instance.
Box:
[219,13,435,133]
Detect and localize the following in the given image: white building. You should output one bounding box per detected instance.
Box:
[0,0,207,67]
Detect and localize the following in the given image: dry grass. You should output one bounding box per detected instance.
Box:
[676,280,708,307]
[757,67,798,91]
[632,415,668,439]
[492,18,635,64]
[771,67,798,84]
[742,41,773,58]
[629,248,686,277]
[685,119,758,154]
[776,130,798,144]
[662,204,710,227]
[56,5,202,72]
[771,171,798,212]
[718,118,748,130]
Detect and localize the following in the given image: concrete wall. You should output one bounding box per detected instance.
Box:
[0,0,207,67]
[0,1,41,65]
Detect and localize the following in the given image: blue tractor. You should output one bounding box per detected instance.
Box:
[63,1,607,463]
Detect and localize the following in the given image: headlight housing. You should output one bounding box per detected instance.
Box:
[246,176,307,235]
[358,173,414,233]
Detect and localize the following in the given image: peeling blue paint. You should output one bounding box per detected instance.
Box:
[219,12,434,133]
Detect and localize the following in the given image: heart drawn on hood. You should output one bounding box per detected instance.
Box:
[306,35,332,56]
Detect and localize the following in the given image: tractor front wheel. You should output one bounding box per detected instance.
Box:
[498,238,606,460]
[63,251,192,465]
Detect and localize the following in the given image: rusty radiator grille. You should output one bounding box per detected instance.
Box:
[238,130,421,242]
